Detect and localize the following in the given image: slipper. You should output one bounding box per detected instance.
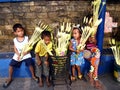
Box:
[3,79,13,88]
[71,76,76,81]
[33,77,39,83]
[78,75,82,80]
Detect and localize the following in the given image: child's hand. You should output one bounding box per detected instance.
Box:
[17,55,21,61]
[76,50,80,54]
[37,60,42,66]
[22,51,28,56]
[76,49,83,54]
[19,52,28,60]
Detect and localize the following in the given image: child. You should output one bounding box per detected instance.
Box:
[69,27,85,81]
[86,36,101,88]
[35,30,52,87]
[3,23,38,88]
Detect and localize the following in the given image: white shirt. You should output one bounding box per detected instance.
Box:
[12,36,31,61]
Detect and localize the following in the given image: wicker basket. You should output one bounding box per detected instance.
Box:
[51,56,71,85]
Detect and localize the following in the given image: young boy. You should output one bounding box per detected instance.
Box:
[35,30,52,87]
[3,23,38,88]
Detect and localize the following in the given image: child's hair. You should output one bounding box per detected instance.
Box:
[41,30,51,39]
[13,23,24,32]
[72,27,82,34]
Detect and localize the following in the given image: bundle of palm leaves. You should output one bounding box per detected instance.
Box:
[77,0,105,50]
[109,38,120,65]
[53,22,72,56]
[20,21,53,60]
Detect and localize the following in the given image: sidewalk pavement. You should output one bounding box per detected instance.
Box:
[0,74,120,90]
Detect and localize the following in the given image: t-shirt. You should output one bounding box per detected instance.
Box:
[86,42,97,50]
[12,36,31,61]
[35,40,52,56]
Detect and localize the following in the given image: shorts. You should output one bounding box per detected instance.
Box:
[9,58,34,68]
[35,56,49,77]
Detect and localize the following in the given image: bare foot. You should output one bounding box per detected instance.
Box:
[94,80,102,89]
[90,78,94,86]
[46,81,51,87]
[87,73,94,86]
[39,81,43,87]
[32,77,39,83]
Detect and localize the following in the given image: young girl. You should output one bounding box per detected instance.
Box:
[35,31,52,87]
[69,27,85,81]
[3,23,38,88]
[86,36,101,88]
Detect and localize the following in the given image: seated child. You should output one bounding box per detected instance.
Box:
[3,23,38,88]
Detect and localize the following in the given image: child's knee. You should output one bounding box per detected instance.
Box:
[72,65,76,68]
[44,61,49,66]
[76,65,80,68]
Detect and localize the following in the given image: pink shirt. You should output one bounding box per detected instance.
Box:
[86,42,97,50]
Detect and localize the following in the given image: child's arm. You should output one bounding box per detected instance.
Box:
[45,53,49,61]
[69,41,77,52]
[22,50,31,56]
[14,45,20,60]
[76,49,84,54]
[69,40,84,54]
[44,53,49,66]
[35,53,41,66]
